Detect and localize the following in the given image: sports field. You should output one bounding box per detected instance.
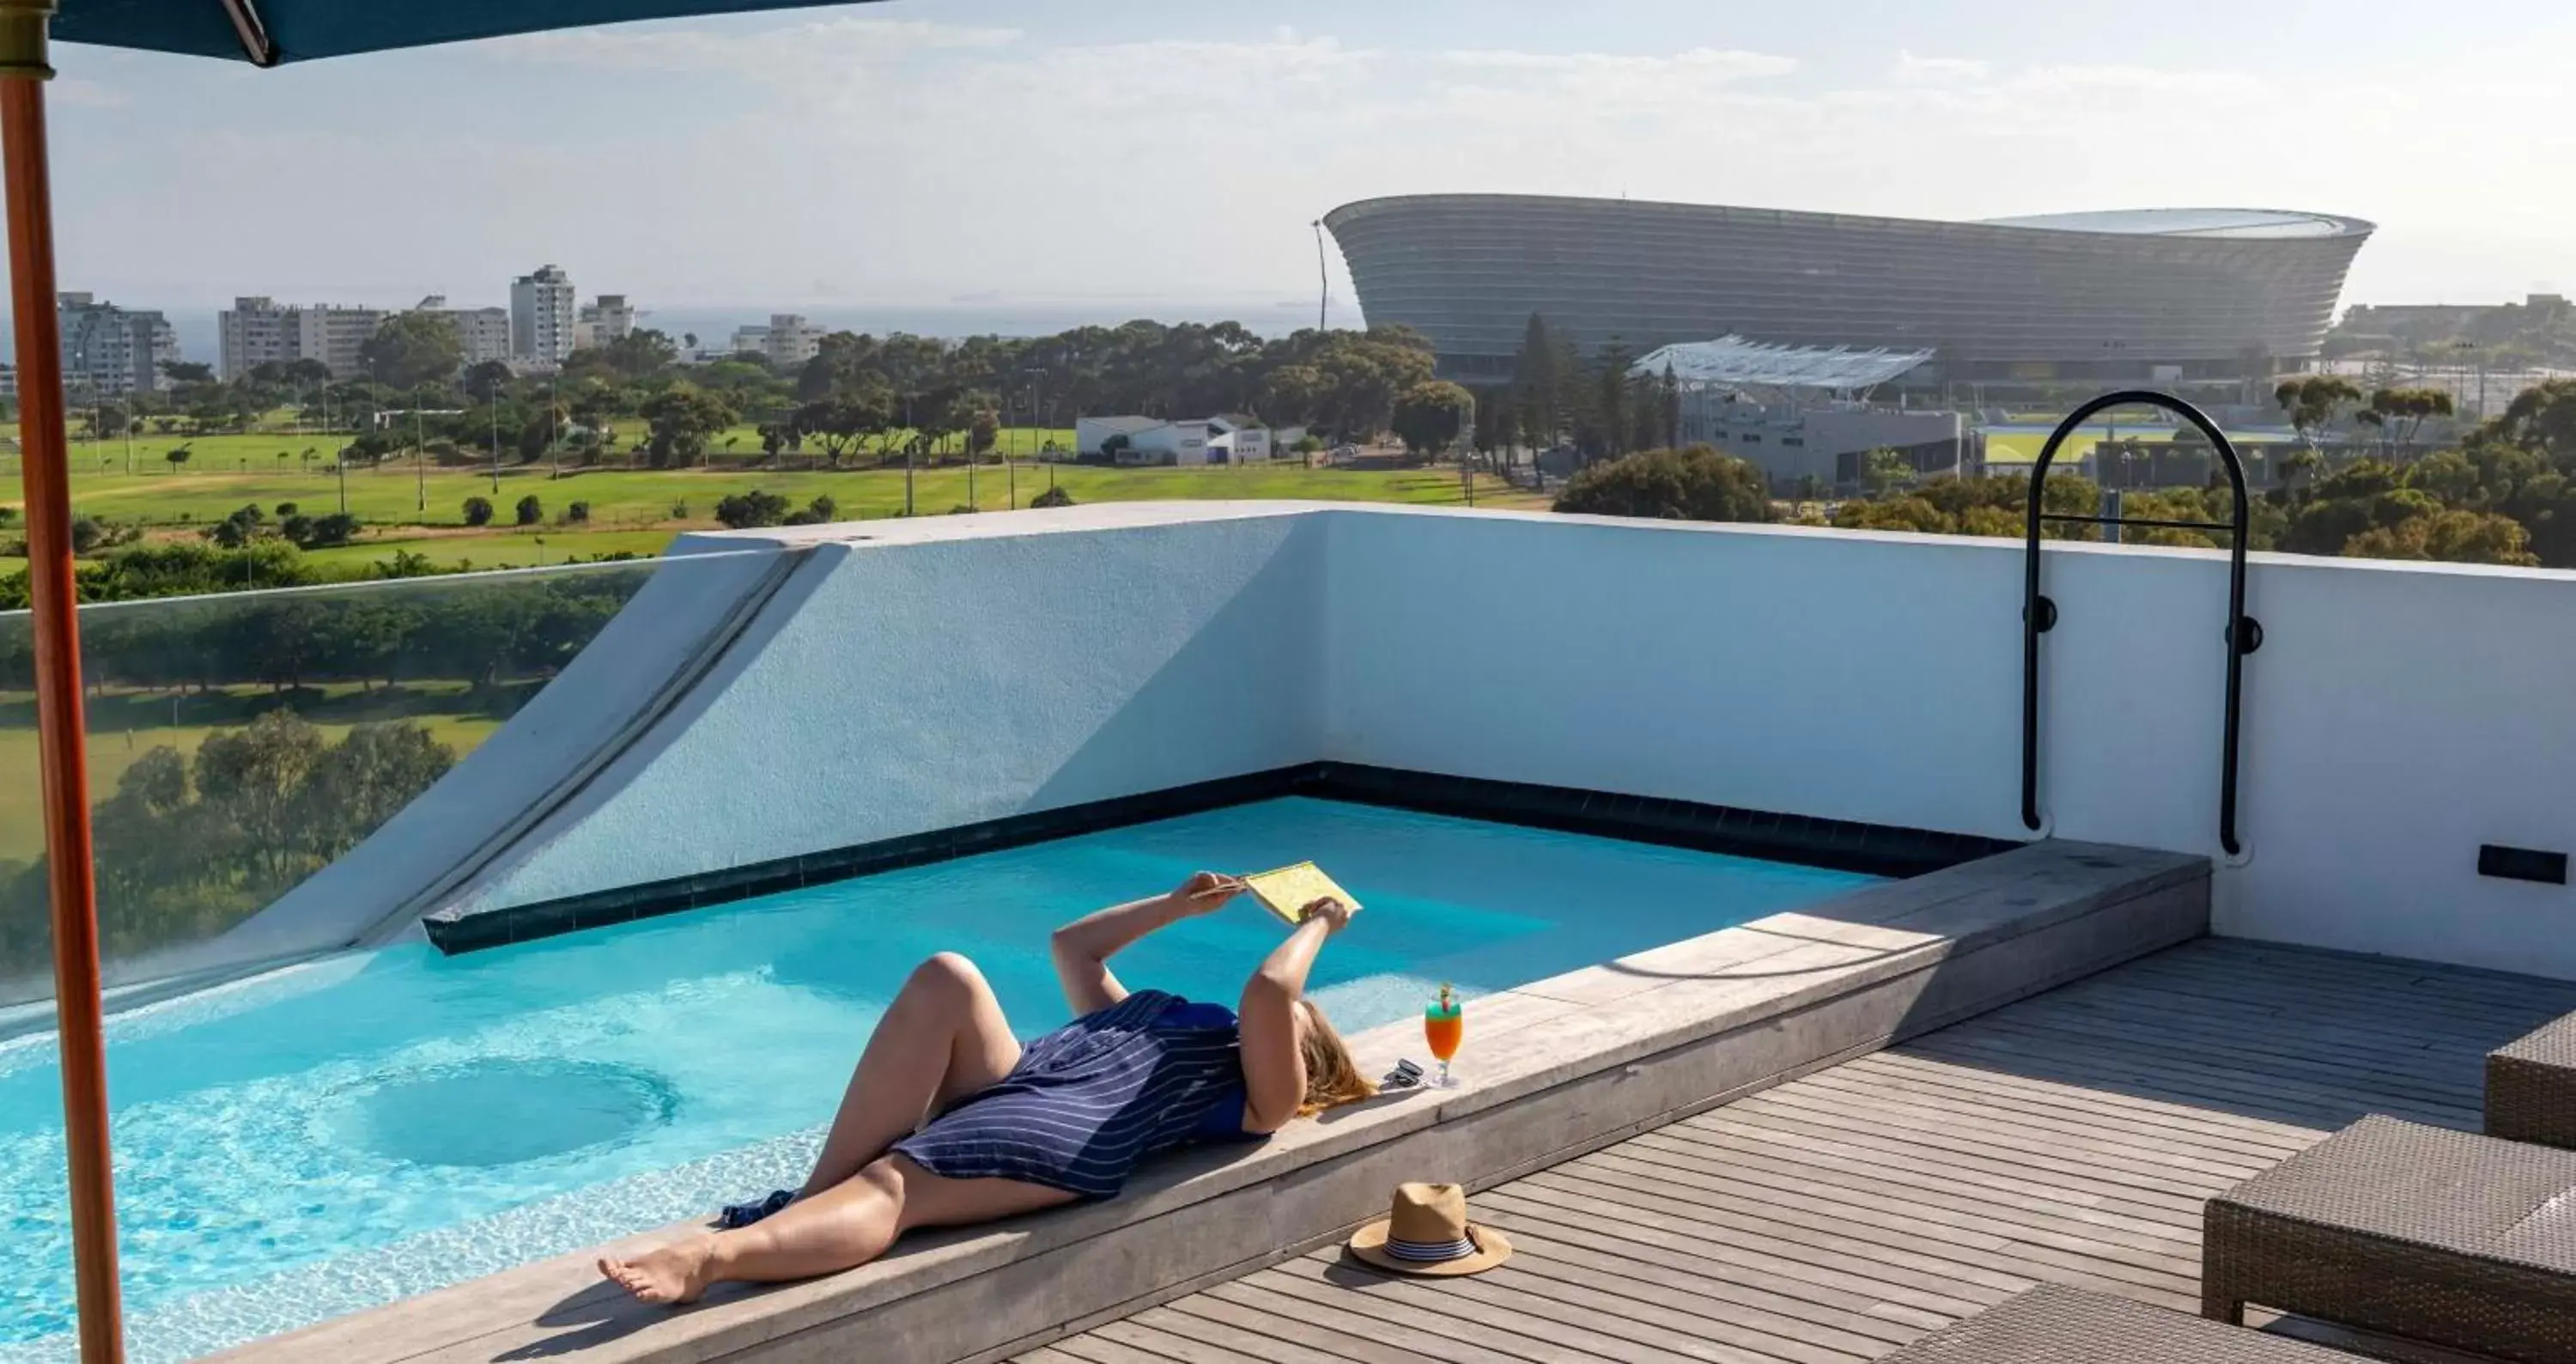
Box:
[1979,424,2297,468]
[1,423,1537,575]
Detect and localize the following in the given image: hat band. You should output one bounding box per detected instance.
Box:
[1384,1234,1477,1264]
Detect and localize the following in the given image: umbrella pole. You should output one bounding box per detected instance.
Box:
[2,4,125,1362]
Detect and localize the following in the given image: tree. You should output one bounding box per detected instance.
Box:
[164,445,192,472]
[192,709,329,884]
[1514,314,1560,453]
[291,513,360,549]
[2355,386,2455,451]
[461,496,494,527]
[640,382,736,468]
[461,360,515,404]
[1862,448,1917,499]
[2345,508,2537,566]
[161,361,216,386]
[1552,446,1776,524]
[514,494,544,527]
[2275,375,2364,451]
[358,310,466,389]
[792,398,872,467]
[2480,378,2576,457]
[1030,484,1075,508]
[1389,381,1473,458]
[572,328,679,381]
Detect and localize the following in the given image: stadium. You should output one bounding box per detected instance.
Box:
[1321,194,2373,387]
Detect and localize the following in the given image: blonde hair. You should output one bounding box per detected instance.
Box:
[1296,999,1376,1117]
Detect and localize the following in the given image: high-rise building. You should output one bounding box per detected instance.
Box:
[217,296,297,379]
[573,294,636,350]
[416,295,513,366]
[762,314,827,370]
[510,265,577,366]
[217,296,390,380]
[58,292,178,396]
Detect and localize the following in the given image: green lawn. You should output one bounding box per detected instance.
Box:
[1,435,1538,575]
[0,682,507,863]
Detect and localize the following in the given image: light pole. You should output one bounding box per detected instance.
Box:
[414,406,426,515]
[489,393,501,494]
[1312,220,1329,331]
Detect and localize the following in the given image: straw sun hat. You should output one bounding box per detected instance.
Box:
[1345,1182,1513,1276]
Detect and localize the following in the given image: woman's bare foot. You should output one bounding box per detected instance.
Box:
[598,1233,720,1305]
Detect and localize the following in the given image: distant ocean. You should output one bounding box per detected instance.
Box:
[40,300,1343,368]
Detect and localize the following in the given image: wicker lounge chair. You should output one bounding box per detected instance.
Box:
[2202,1114,2576,1364]
[2488,1012,2576,1149]
[1883,1284,2358,1361]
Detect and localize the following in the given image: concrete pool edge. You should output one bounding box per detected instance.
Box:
[214,838,2205,1364]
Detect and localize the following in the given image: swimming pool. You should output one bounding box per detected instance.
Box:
[0,796,1875,1360]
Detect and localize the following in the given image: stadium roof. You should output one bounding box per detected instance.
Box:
[1632,336,1936,392]
[1979,208,2366,240]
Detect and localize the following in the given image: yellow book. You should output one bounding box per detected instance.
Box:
[1241,862,1363,926]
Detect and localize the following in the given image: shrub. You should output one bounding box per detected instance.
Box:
[461,496,495,527]
[273,502,298,518]
[807,494,837,522]
[565,500,592,524]
[714,490,792,529]
[289,513,361,549]
[1030,484,1075,508]
[1552,446,1775,524]
[669,498,691,520]
[514,495,544,527]
[70,516,105,554]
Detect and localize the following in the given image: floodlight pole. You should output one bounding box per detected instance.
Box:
[0,5,127,1362]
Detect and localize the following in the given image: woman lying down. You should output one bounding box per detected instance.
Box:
[599,872,1371,1303]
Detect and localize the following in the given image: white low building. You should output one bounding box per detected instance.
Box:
[1077,413,1277,466]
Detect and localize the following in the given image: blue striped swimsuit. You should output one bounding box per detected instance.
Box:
[890,989,1260,1199]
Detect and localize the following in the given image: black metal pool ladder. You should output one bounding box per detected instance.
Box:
[2022,390,2261,856]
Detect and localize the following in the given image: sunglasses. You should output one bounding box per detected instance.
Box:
[1381,1057,1425,1092]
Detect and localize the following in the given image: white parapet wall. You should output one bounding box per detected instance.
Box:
[230,501,2576,978]
[1321,508,2576,976]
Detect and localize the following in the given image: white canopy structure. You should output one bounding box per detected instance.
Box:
[1632,335,1936,398]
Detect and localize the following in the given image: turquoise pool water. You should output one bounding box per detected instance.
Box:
[0,797,1875,1359]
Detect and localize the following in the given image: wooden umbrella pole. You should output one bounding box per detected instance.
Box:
[0,4,126,1361]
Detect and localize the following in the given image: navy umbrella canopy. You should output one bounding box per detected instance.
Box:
[57,0,877,64]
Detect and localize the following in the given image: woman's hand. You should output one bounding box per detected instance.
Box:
[1297,898,1354,936]
[1172,871,1246,915]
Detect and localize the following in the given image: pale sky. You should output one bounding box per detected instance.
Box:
[33,0,2575,319]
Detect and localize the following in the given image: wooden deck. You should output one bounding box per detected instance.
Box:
[1010,938,2576,1364]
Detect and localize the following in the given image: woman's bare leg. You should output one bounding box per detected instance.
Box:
[798,953,1023,1197]
[600,1154,1073,1304]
